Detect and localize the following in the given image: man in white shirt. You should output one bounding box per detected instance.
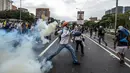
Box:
[46,22,80,65]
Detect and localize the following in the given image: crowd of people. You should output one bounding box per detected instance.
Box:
[45,21,130,67]
[1,19,130,66]
[42,22,85,67]
[0,20,32,34]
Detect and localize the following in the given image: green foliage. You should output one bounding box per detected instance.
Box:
[84,20,96,27]
[0,10,35,23]
[98,11,130,29]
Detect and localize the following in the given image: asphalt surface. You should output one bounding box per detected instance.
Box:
[37,33,130,73]
[87,33,130,64]
[34,33,57,56]
[105,34,130,60]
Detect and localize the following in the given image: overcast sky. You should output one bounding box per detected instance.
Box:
[12,0,130,21]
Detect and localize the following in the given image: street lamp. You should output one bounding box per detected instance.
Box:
[114,0,118,35]
[129,12,130,20]
[20,0,22,22]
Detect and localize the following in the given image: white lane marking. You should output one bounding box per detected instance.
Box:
[86,34,130,63]
[39,37,58,57]
[83,35,130,68]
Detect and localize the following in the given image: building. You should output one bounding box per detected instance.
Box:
[89,17,98,21]
[0,0,13,11]
[12,5,17,10]
[105,10,111,15]
[18,8,28,12]
[124,6,130,12]
[36,8,50,18]
[105,6,130,15]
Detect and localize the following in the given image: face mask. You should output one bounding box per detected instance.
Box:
[63,27,67,30]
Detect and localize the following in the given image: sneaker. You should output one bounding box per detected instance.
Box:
[73,62,80,65]
[105,43,107,46]
[120,60,125,64]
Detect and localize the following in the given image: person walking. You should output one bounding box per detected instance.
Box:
[98,26,107,46]
[114,26,130,64]
[46,22,80,65]
[94,26,98,39]
[90,27,93,38]
[73,26,85,56]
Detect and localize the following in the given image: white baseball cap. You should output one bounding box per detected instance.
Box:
[118,26,124,30]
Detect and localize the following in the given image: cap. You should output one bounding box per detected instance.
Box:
[62,22,68,27]
[118,26,124,30]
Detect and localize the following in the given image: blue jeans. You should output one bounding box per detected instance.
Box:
[47,44,78,63]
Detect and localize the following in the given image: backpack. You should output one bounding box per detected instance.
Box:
[101,29,105,34]
[73,31,82,36]
[119,29,130,43]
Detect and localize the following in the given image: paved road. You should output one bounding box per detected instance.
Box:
[37,33,130,73]
[105,34,130,60]
[87,33,130,63]
[34,33,57,56]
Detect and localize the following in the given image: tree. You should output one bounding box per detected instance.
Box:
[84,20,96,27]
[98,12,130,29]
[0,10,35,23]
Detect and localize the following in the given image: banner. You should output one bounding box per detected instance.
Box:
[77,11,84,25]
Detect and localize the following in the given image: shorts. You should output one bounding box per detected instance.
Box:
[116,46,128,54]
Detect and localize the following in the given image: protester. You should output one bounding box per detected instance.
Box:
[46,21,80,65]
[98,26,107,46]
[94,26,98,39]
[21,22,28,34]
[73,26,85,56]
[114,26,130,64]
[89,27,93,38]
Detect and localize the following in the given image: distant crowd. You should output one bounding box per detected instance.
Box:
[0,20,32,34]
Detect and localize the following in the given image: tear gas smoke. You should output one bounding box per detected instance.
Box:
[0,19,57,73]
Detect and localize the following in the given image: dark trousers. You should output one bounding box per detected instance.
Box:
[76,40,84,54]
[90,32,93,38]
[99,35,107,45]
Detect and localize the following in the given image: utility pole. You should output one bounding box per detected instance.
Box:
[114,0,118,35]
[20,0,22,22]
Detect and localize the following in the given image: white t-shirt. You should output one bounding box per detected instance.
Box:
[58,29,70,44]
[75,36,82,41]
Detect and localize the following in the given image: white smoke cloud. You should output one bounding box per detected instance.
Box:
[0,19,57,73]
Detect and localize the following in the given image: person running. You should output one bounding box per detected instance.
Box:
[98,26,107,46]
[114,26,130,64]
[46,22,80,65]
[73,26,85,56]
